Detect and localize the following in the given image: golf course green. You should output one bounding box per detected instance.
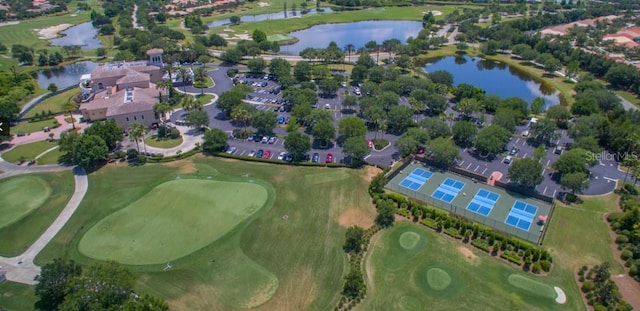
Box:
[362,221,568,310]
[78,178,269,265]
[0,175,52,228]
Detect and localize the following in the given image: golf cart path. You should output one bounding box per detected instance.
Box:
[0,167,87,285]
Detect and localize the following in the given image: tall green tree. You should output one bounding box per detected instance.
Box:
[343,136,369,165]
[252,110,277,135]
[429,137,460,167]
[508,158,544,188]
[312,119,336,146]
[35,259,82,311]
[338,117,367,140]
[185,110,210,129]
[284,131,311,161]
[128,123,147,154]
[83,119,122,150]
[474,125,511,155]
[452,121,477,147]
[343,226,365,253]
[60,261,135,310]
[560,171,589,194]
[203,128,228,153]
[72,134,109,167]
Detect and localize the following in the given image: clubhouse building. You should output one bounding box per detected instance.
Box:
[79,49,167,128]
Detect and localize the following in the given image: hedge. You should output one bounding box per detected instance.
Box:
[420,218,438,230]
[500,251,522,265]
[444,227,463,240]
[471,239,491,253]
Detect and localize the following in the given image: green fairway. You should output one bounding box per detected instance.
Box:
[0,175,51,228]
[1,140,58,163]
[362,221,575,310]
[78,179,269,265]
[0,171,74,256]
[0,12,90,52]
[36,158,378,310]
[24,88,79,118]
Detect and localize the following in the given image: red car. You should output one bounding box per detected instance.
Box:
[262,150,271,159]
[326,152,333,163]
[368,140,373,148]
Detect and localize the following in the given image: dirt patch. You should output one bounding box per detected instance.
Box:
[168,284,225,311]
[162,160,198,174]
[362,165,382,183]
[36,23,72,39]
[336,208,375,229]
[241,278,279,308]
[257,1,270,6]
[457,246,479,263]
[613,274,640,309]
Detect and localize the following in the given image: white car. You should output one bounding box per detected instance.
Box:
[503,156,513,164]
[522,130,530,137]
[226,146,237,154]
[248,149,256,157]
[341,81,347,87]
[277,151,287,160]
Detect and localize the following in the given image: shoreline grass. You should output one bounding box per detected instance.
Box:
[23,88,79,119]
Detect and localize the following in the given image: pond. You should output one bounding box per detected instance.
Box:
[423,56,561,107]
[208,7,334,28]
[281,20,423,55]
[49,22,103,50]
[32,61,99,90]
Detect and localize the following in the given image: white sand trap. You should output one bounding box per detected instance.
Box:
[424,10,442,16]
[36,23,73,39]
[235,34,251,40]
[554,286,566,304]
[223,27,235,32]
[0,21,19,27]
[258,2,270,7]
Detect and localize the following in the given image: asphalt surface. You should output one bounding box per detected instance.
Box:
[169,64,626,195]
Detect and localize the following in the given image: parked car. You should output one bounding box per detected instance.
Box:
[312,153,319,163]
[261,136,269,143]
[256,149,264,158]
[247,134,256,142]
[284,154,293,162]
[248,149,256,157]
[368,140,373,148]
[226,146,237,154]
[521,130,530,137]
[554,146,563,155]
[278,116,286,124]
[326,153,333,163]
[503,156,513,164]
[277,151,287,160]
[509,147,519,156]
[325,103,331,109]
[268,136,277,144]
[262,150,271,159]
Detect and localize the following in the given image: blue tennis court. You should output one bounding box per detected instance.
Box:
[399,168,433,191]
[431,178,465,203]
[466,189,500,216]
[505,201,539,231]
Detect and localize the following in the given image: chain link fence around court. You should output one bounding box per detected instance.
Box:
[386,182,544,244]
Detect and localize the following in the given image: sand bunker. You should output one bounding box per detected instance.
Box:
[257,2,270,7]
[424,10,443,16]
[0,21,19,27]
[554,286,566,304]
[36,23,72,39]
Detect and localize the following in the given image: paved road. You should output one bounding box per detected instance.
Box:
[19,93,49,117]
[618,95,639,111]
[0,167,87,285]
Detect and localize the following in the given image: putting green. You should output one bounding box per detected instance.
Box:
[399,232,421,250]
[0,175,51,228]
[78,179,269,265]
[382,227,427,270]
[507,274,558,299]
[426,268,452,290]
[397,296,422,311]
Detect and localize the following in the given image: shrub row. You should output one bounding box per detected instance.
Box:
[212,151,348,168]
[373,191,554,274]
[577,263,633,311]
[607,192,640,283]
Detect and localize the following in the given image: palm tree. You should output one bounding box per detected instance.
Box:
[231,106,252,129]
[163,62,175,82]
[63,100,77,129]
[177,67,189,93]
[344,44,355,63]
[128,123,147,154]
[153,102,172,120]
[155,79,173,102]
[194,67,207,95]
[181,95,197,111]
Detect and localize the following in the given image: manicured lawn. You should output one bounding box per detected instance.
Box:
[361,221,579,310]
[0,281,38,310]
[144,136,183,149]
[10,119,60,135]
[35,157,378,310]
[1,140,58,163]
[196,93,214,106]
[36,146,63,165]
[78,178,270,265]
[24,88,79,119]
[0,171,74,256]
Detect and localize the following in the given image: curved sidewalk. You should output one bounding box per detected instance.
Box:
[0,167,88,285]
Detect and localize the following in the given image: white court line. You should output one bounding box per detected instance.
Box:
[458,160,465,166]
[543,186,548,194]
[482,168,487,174]
[239,150,246,155]
[466,163,473,169]
[546,159,551,166]
[474,165,480,172]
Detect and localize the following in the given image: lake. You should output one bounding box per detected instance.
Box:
[423,56,561,107]
[208,8,334,28]
[49,22,103,50]
[32,61,99,89]
[281,20,423,55]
